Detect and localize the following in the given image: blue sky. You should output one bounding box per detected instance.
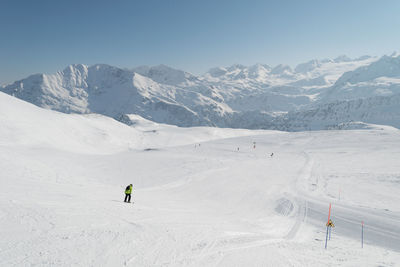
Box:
[1,0,400,84]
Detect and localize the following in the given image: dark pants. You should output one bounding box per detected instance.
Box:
[124,194,131,202]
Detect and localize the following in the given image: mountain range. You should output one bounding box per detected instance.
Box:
[2,54,400,131]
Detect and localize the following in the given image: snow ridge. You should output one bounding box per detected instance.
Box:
[2,54,400,130]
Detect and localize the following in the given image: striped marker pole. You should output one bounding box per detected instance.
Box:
[325,203,331,249]
[361,221,364,248]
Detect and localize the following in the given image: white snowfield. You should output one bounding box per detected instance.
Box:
[1,92,400,266]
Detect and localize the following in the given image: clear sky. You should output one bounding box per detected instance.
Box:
[1,0,400,84]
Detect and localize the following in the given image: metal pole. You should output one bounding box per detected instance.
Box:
[361,221,364,248]
[325,225,329,249]
[325,203,331,249]
[329,226,331,240]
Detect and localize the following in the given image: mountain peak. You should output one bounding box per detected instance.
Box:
[270,64,292,75]
[389,51,400,58]
[333,54,400,87]
[62,64,89,77]
[226,64,246,72]
[355,55,372,61]
[294,59,321,73]
[207,67,228,78]
[334,55,352,63]
[133,64,197,85]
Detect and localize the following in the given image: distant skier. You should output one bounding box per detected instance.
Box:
[270,153,274,157]
[124,184,133,203]
[326,219,335,241]
[326,219,335,228]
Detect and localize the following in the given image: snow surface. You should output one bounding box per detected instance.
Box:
[1,92,399,266]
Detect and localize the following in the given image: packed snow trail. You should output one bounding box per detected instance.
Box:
[306,200,400,251]
[292,130,400,253]
[288,148,400,252]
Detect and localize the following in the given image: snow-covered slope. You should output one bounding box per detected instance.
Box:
[324,55,400,102]
[1,91,400,266]
[225,93,400,131]
[277,93,400,131]
[0,92,260,151]
[0,91,142,154]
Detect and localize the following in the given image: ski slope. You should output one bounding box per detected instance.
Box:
[1,92,400,266]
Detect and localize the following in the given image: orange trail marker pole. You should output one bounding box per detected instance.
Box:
[327,203,331,222]
[325,203,331,249]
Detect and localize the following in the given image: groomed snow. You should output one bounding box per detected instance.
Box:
[1,92,399,266]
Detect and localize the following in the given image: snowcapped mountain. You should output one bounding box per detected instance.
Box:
[323,55,400,102]
[1,64,232,127]
[203,55,376,88]
[2,53,400,130]
[132,64,199,86]
[274,93,400,131]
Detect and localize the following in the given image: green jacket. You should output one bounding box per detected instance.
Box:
[125,185,133,194]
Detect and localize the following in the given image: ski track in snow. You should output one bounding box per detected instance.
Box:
[296,149,400,252]
[1,98,400,266]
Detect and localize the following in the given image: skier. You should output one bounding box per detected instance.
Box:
[124,184,133,203]
[326,219,335,240]
[326,219,335,228]
[270,152,274,157]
